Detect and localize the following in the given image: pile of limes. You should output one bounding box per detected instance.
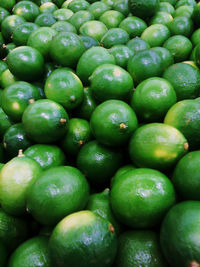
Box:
[0,0,200,266]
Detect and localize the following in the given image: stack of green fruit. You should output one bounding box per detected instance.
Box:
[0,0,200,266]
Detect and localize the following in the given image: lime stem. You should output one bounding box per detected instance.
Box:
[60,118,67,124]
[120,123,128,129]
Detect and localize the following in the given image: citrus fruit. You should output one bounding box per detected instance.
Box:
[12,22,39,46]
[114,230,167,267]
[168,16,194,37]
[86,188,122,235]
[0,108,12,138]
[1,81,41,122]
[127,37,150,53]
[53,8,74,21]
[101,28,130,48]
[119,16,147,38]
[51,21,77,33]
[0,151,42,216]
[90,100,138,147]
[0,0,16,11]
[0,69,18,89]
[0,7,10,25]
[1,15,25,41]
[99,10,125,29]
[191,28,200,46]
[34,13,56,27]
[44,68,84,110]
[193,2,200,26]
[3,123,32,159]
[109,45,134,69]
[150,11,173,26]
[129,0,160,19]
[113,0,129,16]
[151,46,174,70]
[61,118,92,157]
[68,10,94,30]
[50,32,85,67]
[0,207,28,252]
[24,144,66,170]
[22,99,69,143]
[172,151,200,200]
[79,20,108,41]
[174,5,194,18]
[90,64,134,102]
[141,24,171,47]
[77,140,123,186]
[163,63,200,100]
[175,0,196,8]
[127,49,163,84]
[27,166,89,225]
[111,168,176,228]
[40,2,58,13]
[8,236,51,267]
[80,35,100,49]
[158,1,175,14]
[76,46,115,85]
[160,201,200,267]
[164,100,200,150]
[49,210,117,267]
[129,123,188,171]
[88,2,110,19]
[13,1,40,22]
[131,77,177,122]
[27,27,57,60]
[7,46,44,82]
[163,35,192,62]
[67,0,90,12]
[111,164,136,187]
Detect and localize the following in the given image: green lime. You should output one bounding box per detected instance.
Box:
[0,69,18,89]
[111,168,176,228]
[34,13,56,27]
[0,108,12,139]
[158,1,175,14]
[0,207,28,252]
[90,64,134,102]
[191,28,200,46]
[163,35,192,62]
[69,10,94,30]
[22,99,69,143]
[3,123,32,159]
[40,2,58,13]
[51,21,77,33]
[141,24,171,47]
[61,118,92,157]
[1,81,41,122]
[113,0,129,16]
[90,100,138,147]
[68,0,90,12]
[87,2,110,19]
[27,166,89,225]
[101,28,130,48]
[73,87,97,120]
[109,45,134,69]
[0,152,42,216]
[86,188,122,235]
[119,16,147,38]
[127,49,162,84]
[49,210,117,267]
[99,10,125,29]
[163,62,200,100]
[172,151,200,200]
[111,164,136,187]
[77,140,123,186]
[114,231,167,267]
[53,8,73,20]
[50,32,85,67]
[3,43,16,55]
[13,1,40,22]
[131,77,177,122]
[24,144,66,170]
[129,0,160,19]
[150,11,173,26]
[151,46,174,70]
[27,27,57,60]
[160,201,200,267]
[7,46,44,82]
[1,15,25,41]
[174,5,194,18]
[168,16,193,37]
[129,123,188,171]
[12,22,39,46]
[76,46,115,85]
[0,7,10,25]
[164,100,200,150]
[45,68,83,110]
[8,236,51,267]
[80,20,108,42]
